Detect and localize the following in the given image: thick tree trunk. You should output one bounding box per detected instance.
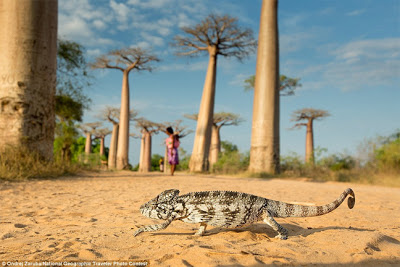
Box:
[84,133,91,154]
[108,123,118,169]
[139,132,151,172]
[189,49,217,172]
[116,70,130,169]
[249,0,280,174]
[209,125,221,167]
[305,119,314,164]
[0,0,58,160]
[99,137,105,156]
[138,132,144,171]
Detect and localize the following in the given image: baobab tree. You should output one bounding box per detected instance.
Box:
[90,48,159,170]
[244,74,301,96]
[185,112,243,166]
[79,122,102,164]
[291,108,330,164]
[135,118,161,173]
[173,13,256,172]
[79,122,102,154]
[0,0,58,160]
[249,0,280,174]
[93,128,111,157]
[99,106,138,169]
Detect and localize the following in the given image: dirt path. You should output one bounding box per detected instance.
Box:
[1,171,399,266]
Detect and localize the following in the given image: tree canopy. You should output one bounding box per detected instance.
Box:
[89,47,160,72]
[173,13,257,60]
[291,108,331,128]
[244,74,301,96]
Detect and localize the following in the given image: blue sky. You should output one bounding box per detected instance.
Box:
[59,0,400,165]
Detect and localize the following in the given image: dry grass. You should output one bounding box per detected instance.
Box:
[0,145,83,181]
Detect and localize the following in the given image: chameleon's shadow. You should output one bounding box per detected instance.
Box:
[202,223,375,238]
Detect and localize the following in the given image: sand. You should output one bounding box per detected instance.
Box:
[0,171,399,266]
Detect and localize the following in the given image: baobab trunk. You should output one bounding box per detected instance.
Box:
[139,132,151,172]
[116,70,130,169]
[0,0,57,160]
[189,49,217,172]
[249,0,280,174]
[108,124,118,169]
[84,133,91,154]
[305,119,314,164]
[209,125,221,167]
[138,131,145,172]
[99,137,105,156]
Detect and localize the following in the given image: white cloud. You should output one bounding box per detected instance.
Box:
[346,9,366,16]
[93,19,107,30]
[140,32,165,47]
[299,38,400,91]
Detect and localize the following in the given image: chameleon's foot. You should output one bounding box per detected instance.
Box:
[194,231,204,236]
[194,223,207,236]
[275,234,288,240]
[133,228,144,237]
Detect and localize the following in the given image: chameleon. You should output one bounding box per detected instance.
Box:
[133,188,355,239]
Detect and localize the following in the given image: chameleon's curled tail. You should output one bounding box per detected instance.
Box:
[272,188,355,218]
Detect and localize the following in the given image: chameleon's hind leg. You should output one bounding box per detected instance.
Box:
[262,211,288,240]
[194,222,208,236]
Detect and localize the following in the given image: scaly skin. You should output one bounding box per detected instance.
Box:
[134,188,355,239]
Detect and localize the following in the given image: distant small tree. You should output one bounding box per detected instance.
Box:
[185,112,243,166]
[135,118,161,172]
[78,122,102,155]
[244,74,301,96]
[291,108,330,164]
[54,38,91,162]
[173,13,256,172]
[93,128,112,157]
[99,106,138,169]
[90,48,159,170]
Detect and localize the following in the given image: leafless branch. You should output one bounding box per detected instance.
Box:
[89,47,160,73]
[172,13,257,60]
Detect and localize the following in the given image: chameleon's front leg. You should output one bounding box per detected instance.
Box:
[262,210,289,240]
[194,222,208,236]
[134,218,174,237]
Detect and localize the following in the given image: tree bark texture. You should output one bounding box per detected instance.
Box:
[138,132,145,172]
[139,131,151,172]
[0,0,58,159]
[99,137,105,156]
[108,123,118,169]
[305,119,314,164]
[189,50,217,172]
[249,0,280,174]
[84,133,91,154]
[116,71,130,169]
[209,125,221,167]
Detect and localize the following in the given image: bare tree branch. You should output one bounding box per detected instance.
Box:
[135,117,162,135]
[89,47,160,73]
[291,108,331,122]
[172,13,257,60]
[185,112,243,128]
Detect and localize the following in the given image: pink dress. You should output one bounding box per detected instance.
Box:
[166,135,180,165]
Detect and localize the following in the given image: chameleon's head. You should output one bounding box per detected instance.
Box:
[139,189,180,220]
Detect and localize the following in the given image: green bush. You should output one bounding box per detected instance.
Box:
[211,141,249,174]
[374,138,400,172]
